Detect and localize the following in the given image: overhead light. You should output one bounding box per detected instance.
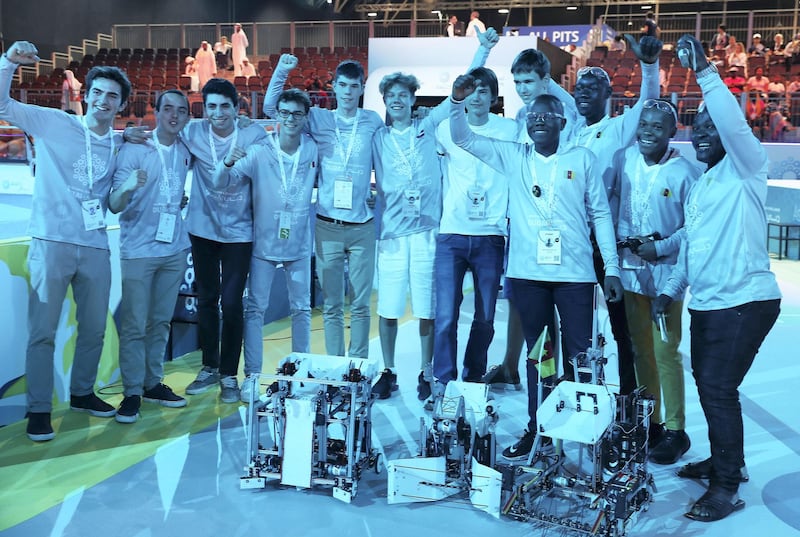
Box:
[431,10,441,14]
[498,8,510,14]
[641,4,652,9]
[367,12,377,17]
[566,5,578,10]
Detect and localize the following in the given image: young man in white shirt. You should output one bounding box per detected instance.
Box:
[214,89,318,403]
[448,83,623,461]
[0,41,131,441]
[264,56,384,362]
[110,90,193,422]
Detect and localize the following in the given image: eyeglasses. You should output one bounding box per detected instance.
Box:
[277,109,307,120]
[576,66,611,85]
[642,98,679,124]
[526,111,565,122]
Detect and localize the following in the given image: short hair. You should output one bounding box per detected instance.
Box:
[719,24,727,31]
[85,66,132,105]
[529,93,564,116]
[511,48,550,79]
[646,11,655,19]
[278,88,312,113]
[202,78,238,106]
[335,60,365,84]
[155,89,189,111]
[379,72,420,96]
[467,66,499,104]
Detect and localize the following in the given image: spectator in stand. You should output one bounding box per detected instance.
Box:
[61,69,82,116]
[723,67,746,95]
[241,57,256,79]
[724,35,738,57]
[745,67,770,93]
[610,34,627,52]
[641,11,659,39]
[787,72,800,93]
[195,41,217,90]
[214,36,232,71]
[305,75,329,108]
[768,73,786,97]
[749,34,767,57]
[786,33,800,65]
[746,90,767,139]
[184,56,199,93]
[711,24,730,54]
[465,11,486,38]
[231,23,249,77]
[445,15,464,37]
[768,33,790,72]
[727,42,748,76]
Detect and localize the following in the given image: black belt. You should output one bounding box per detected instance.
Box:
[316,214,372,226]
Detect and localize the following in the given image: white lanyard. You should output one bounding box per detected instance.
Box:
[388,125,416,183]
[527,151,560,226]
[271,134,302,207]
[630,157,661,234]
[334,109,360,171]
[153,129,180,208]
[208,125,238,168]
[82,117,115,192]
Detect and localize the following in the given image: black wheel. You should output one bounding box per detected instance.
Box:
[373,452,382,474]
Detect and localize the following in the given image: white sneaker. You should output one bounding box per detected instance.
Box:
[240,374,261,403]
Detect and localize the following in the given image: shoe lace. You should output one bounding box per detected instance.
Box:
[220,376,238,388]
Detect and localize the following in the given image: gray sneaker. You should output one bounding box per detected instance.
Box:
[220,375,240,403]
[186,366,220,395]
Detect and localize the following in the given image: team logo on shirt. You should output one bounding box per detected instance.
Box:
[565,170,574,180]
[596,131,602,138]
[663,188,671,197]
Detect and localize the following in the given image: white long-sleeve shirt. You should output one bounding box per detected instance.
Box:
[614,145,698,298]
[449,98,620,283]
[572,61,661,220]
[0,55,120,250]
[661,70,781,310]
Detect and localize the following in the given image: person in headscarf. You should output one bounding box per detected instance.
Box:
[231,23,249,76]
[62,69,83,116]
[184,56,199,92]
[241,57,256,79]
[195,41,217,90]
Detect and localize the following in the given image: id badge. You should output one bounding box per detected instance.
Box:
[81,198,105,231]
[537,229,562,265]
[333,176,353,209]
[403,189,421,218]
[156,212,177,243]
[621,248,644,269]
[279,211,292,240]
[468,189,486,220]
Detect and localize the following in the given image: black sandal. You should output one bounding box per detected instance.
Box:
[684,489,745,522]
[676,457,749,482]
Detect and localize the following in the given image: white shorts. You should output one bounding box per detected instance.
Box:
[376,228,436,319]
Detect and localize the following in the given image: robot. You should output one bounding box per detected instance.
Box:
[387,381,502,517]
[498,325,656,536]
[240,353,381,503]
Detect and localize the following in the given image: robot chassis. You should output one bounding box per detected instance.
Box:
[240,353,381,503]
[498,347,656,537]
[390,328,656,535]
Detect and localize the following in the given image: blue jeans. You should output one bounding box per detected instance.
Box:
[433,234,505,384]
[243,256,311,376]
[509,279,594,430]
[189,235,252,377]
[689,299,780,493]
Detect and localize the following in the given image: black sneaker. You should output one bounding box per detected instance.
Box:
[70,393,116,418]
[676,457,750,482]
[482,365,522,391]
[416,372,432,401]
[143,383,187,408]
[373,369,398,400]
[115,395,141,424]
[648,422,666,449]
[502,429,537,461]
[26,412,55,442]
[649,429,691,465]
